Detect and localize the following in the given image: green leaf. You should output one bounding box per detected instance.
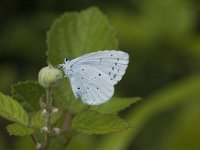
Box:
[11,81,45,112]
[0,92,29,125]
[72,110,130,134]
[29,111,44,128]
[7,123,34,136]
[47,7,118,65]
[91,97,141,114]
[30,110,61,128]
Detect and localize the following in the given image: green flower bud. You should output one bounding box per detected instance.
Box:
[38,65,63,88]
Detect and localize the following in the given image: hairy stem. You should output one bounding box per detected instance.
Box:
[43,87,54,150]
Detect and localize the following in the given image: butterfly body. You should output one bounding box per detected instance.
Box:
[60,50,129,105]
[60,58,73,77]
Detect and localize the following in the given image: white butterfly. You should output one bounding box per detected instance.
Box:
[59,50,129,105]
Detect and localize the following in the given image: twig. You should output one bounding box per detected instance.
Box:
[62,111,72,131]
[31,134,37,145]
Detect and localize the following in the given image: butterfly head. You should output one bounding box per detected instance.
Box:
[64,57,71,63]
[58,57,71,70]
[57,57,72,77]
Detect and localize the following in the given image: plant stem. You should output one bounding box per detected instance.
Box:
[43,87,54,150]
[62,111,72,131]
[31,134,37,145]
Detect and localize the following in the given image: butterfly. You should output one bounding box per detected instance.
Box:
[59,50,129,105]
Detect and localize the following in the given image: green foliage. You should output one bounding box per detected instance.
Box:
[0,92,29,125]
[7,123,34,136]
[72,110,130,134]
[47,7,118,65]
[11,81,45,112]
[91,97,141,114]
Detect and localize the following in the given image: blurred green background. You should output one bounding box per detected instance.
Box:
[0,0,200,150]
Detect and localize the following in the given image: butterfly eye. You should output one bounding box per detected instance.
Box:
[64,57,71,63]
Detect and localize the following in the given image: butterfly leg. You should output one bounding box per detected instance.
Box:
[56,64,63,69]
[63,75,67,78]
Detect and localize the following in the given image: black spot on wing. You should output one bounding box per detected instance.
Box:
[76,94,80,98]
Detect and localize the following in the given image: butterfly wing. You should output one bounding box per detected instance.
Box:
[71,50,129,85]
[68,50,129,105]
[69,65,114,105]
